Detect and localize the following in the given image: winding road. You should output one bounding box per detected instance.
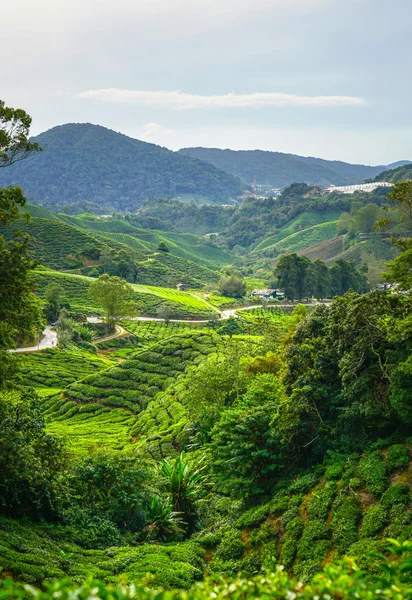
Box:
[10,303,325,353]
[9,326,58,353]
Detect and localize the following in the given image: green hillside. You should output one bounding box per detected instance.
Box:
[374,163,412,183]
[0,124,244,213]
[3,210,228,287]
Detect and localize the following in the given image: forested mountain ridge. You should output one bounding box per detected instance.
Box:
[0,124,244,213]
[178,146,410,188]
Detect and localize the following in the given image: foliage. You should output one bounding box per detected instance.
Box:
[158,452,207,533]
[274,253,368,301]
[89,274,135,330]
[0,389,65,519]
[210,373,283,497]
[386,445,410,471]
[0,99,41,168]
[358,453,389,496]
[56,308,74,347]
[0,102,45,387]
[218,275,246,298]
[62,454,151,542]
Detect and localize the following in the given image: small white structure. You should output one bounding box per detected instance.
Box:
[250,288,282,299]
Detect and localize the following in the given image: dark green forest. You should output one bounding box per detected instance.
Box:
[0,124,244,212]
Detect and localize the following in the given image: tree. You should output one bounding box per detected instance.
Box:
[0,101,44,388]
[156,304,174,324]
[64,454,150,535]
[0,99,41,168]
[89,274,134,331]
[384,241,412,290]
[274,254,310,301]
[159,452,207,532]
[44,283,67,323]
[380,181,412,290]
[157,241,170,253]
[56,308,74,347]
[210,374,284,497]
[0,389,65,519]
[329,260,369,296]
[312,259,330,300]
[217,316,244,337]
[218,275,246,298]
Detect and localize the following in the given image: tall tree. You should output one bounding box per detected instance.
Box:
[0,99,41,168]
[274,254,310,301]
[89,274,134,331]
[0,101,44,388]
[312,259,330,300]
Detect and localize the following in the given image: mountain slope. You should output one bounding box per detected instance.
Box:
[178,147,409,188]
[0,124,244,212]
[374,163,412,183]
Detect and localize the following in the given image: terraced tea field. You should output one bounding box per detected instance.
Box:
[33,270,218,318]
[40,331,223,455]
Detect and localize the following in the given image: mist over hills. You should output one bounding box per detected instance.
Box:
[0,123,244,213]
[178,147,411,188]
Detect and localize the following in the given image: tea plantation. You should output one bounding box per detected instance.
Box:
[33,270,218,318]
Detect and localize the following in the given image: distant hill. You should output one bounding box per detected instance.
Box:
[178,147,410,188]
[373,163,412,183]
[0,124,244,212]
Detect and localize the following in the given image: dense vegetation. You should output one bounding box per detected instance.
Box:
[1,101,412,598]
[178,147,406,187]
[0,124,244,212]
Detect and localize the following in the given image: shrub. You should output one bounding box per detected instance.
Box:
[381,484,410,509]
[358,452,389,496]
[307,482,336,520]
[359,504,387,538]
[236,503,271,529]
[297,520,330,561]
[215,532,244,561]
[281,516,304,567]
[332,496,361,553]
[386,445,410,471]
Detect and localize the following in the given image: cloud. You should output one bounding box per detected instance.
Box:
[75,88,366,109]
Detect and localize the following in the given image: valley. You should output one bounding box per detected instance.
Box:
[1,99,412,600]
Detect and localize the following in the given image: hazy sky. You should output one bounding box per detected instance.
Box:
[3,0,411,164]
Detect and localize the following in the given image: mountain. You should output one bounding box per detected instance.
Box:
[178,147,410,188]
[0,124,244,212]
[373,163,412,183]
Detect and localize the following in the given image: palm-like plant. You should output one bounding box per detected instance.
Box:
[158,452,208,534]
[145,494,184,541]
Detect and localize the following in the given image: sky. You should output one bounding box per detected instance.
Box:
[2,0,412,165]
